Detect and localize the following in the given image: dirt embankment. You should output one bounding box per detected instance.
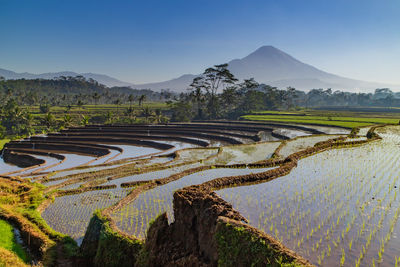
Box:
[2,150,45,167]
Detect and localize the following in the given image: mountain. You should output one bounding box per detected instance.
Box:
[0,68,133,88]
[133,46,400,92]
[2,46,399,92]
[133,74,197,92]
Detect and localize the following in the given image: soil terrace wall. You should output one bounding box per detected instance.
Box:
[2,150,45,168]
[139,186,312,266]
[20,138,174,151]
[5,142,110,157]
[65,126,260,142]
[60,129,243,145]
[192,120,327,134]
[44,134,209,147]
[7,149,66,161]
[83,124,264,134]
[271,129,290,140]
[28,138,124,153]
[0,207,54,261]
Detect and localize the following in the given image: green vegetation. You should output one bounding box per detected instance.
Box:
[0,177,79,266]
[0,247,28,267]
[169,63,400,122]
[0,98,169,139]
[81,210,143,267]
[241,109,400,128]
[0,76,173,107]
[242,115,374,128]
[215,220,305,267]
[0,219,29,262]
[0,139,9,150]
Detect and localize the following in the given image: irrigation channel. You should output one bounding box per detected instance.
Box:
[8,121,396,266]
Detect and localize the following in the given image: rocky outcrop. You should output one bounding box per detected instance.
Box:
[80,211,143,267]
[141,186,310,266]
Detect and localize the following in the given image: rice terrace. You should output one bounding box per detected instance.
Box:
[2,1,400,266]
[2,114,400,266]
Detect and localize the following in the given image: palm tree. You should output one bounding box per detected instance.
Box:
[128,94,136,108]
[77,99,84,110]
[138,94,146,107]
[191,87,204,119]
[92,92,101,105]
[114,98,122,113]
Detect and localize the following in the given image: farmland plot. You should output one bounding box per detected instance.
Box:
[217,127,400,266]
[111,167,276,239]
[42,188,129,244]
[278,135,343,159]
[205,142,280,165]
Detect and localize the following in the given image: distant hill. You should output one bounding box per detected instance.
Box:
[0,78,168,106]
[0,68,134,88]
[133,46,400,92]
[2,46,399,92]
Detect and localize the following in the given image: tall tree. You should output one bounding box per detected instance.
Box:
[190,63,238,119]
[138,94,146,106]
[128,94,136,108]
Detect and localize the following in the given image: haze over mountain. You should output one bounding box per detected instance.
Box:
[0,68,133,88]
[133,46,400,92]
[2,46,399,92]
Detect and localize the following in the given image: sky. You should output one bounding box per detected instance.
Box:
[1,0,399,84]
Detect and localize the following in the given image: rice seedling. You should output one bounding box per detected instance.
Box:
[217,127,400,266]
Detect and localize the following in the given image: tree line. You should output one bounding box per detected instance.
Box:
[0,76,175,106]
[169,64,400,121]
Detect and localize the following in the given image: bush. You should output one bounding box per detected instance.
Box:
[39,104,51,114]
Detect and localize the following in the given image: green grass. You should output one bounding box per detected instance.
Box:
[241,114,399,128]
[0,139,10,150]
[0,219,29,262]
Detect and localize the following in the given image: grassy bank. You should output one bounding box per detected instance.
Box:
[0,139,10,150]
[0,219,29,262]
[241,110,400,128]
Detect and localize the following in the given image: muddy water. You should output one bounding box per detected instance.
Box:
[111,167,275,239]
[217,136,400,267]
[258,131,279,141]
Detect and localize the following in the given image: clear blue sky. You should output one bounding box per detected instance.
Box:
[1,0,399,84]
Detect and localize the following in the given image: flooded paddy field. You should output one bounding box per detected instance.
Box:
[42,188,129,245]
[217,128,400,266]
[278,134,344,159]
[111,167,276,239]
[3,121,381,266]
[0,157,28,175]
